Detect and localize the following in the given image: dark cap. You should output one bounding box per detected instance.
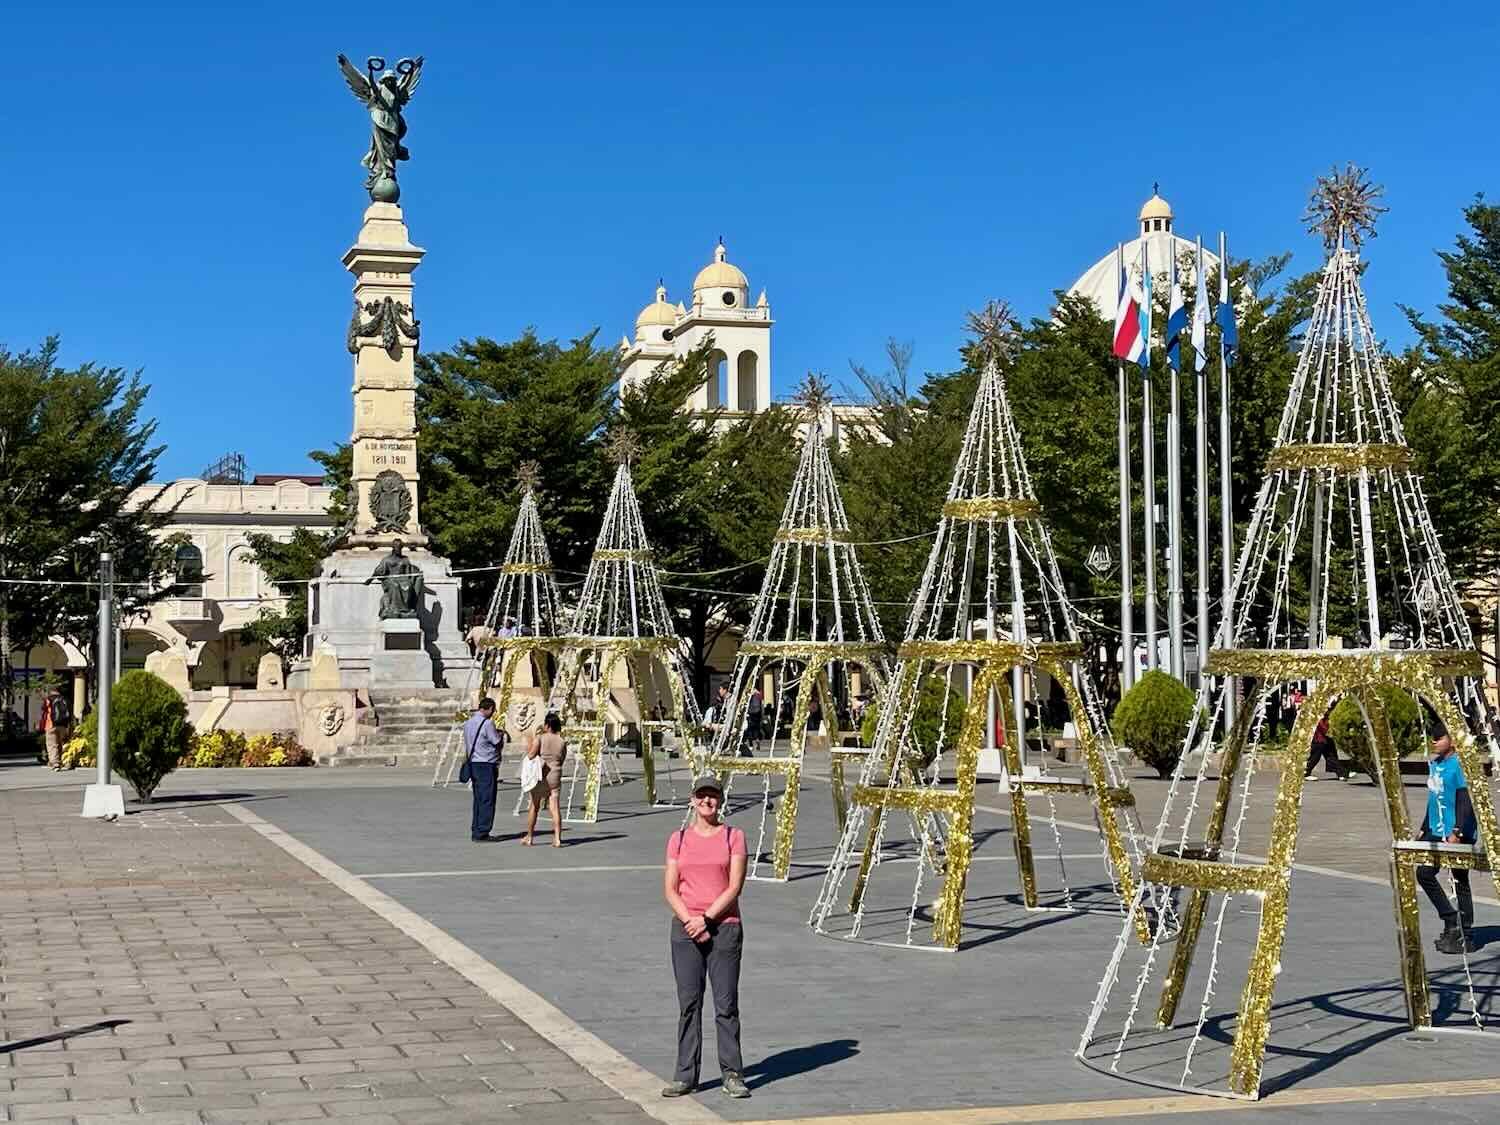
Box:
[691,775,724,797]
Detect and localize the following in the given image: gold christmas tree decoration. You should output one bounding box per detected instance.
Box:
[810,351,1148,950]
[695,389,889,881]
[552,442,702,821]
[1080,189,1500,1099]
[432,465,566,786]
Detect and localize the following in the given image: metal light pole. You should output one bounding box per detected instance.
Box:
[1143,363,1158,671]
[1218,233,1237,732]
[82,551,125,819]
[1167,251,1185,680]
[1194,240,1211,677]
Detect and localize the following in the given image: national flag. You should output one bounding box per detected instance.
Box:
[1192,238,1209,373]
[1165,250,1187,370]
[1137,240,1152,372]
[1112,252,1144,364]
[1217,236,1239,362]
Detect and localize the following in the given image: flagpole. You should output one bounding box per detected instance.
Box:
[1218,231,1236,731]
[1194,236,1210,683]
[1167,250,1185,680]
[1142,243,1158,672]
[1116,243,1134,693]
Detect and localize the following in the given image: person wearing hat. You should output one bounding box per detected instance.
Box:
[662,775,749,1099]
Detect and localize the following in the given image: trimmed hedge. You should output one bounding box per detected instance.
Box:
[78,670,190,801]
[861,675,967,774]
[63,727,312,771]
[1113,670,1196,778]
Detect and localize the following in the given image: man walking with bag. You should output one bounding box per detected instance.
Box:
[462,698,505,842]
[40,682,73,771]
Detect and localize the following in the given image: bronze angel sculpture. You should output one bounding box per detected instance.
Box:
[336,54,424,203]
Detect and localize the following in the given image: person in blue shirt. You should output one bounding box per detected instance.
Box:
[1415,729,1477,954]
[462,697,506,842]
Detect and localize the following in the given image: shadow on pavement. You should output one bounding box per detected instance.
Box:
[2,1019,130,1053]
[693,1039,861,1093]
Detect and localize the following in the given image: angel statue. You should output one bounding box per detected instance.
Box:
[336,53,424,203]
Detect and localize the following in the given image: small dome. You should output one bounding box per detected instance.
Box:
[635,284,677,330]
[1139,192,1173,223]
[693,241,748,292]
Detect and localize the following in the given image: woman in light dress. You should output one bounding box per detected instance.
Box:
[523,712,566,847]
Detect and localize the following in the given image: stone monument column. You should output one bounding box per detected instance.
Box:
[288,54,474,697]
[344,203,428,549]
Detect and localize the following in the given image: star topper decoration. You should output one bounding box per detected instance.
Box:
[515,460,541,494]
[606,429,643,466]
[793,372,833,418]
[965,299,1019,365]
[1303,163,1387,250]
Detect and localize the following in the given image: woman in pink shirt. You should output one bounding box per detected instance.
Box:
[662,775,749,1100]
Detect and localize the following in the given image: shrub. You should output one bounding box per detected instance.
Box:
[1114,670,1196,778]
[861,675,967,775]
[80,670,192,801]
[1329,686,1423,780]
[62,733,95,769]
[184,729,246,768]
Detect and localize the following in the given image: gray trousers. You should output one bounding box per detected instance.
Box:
[669,918,743,1083]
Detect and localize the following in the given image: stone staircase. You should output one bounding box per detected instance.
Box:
[317,688,467,767]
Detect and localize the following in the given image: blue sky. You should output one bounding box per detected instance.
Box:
[7,1,1499,480]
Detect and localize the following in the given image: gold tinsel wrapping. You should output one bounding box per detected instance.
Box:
[593,548,654,562]
[1263,442,1413,473]
[897,639,1082,664]
[499,561,552,575]
[772,527,854,544]
[1140,855,1275,893]
[739,640,884,660]
[849,783,966,815]
[1205,647,1480,680]
[941,497,1042,521]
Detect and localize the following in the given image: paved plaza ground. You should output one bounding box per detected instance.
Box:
[5,752,1500,1124]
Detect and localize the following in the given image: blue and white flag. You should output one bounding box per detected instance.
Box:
[1137,240,1152,373]
[1192,238,1209,373]
[1165,250,1187,370]
[1217,236,1239,362]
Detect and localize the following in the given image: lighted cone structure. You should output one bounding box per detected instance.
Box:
[1079,171,1500,1099]
[810,347,1146,950]
[432,463,565,787]
[698,381,890,882]
[554,435,702,822]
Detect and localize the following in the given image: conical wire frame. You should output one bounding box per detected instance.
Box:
[1079,240,1500,1100]
[554,460,703,822]
[433,485,566,787]
[697,417,890,881]
[810,357,1147,950]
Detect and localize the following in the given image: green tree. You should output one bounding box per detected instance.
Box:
[416,330,618,616]
[0,339,177,711]
[1399,198,1500,595]
[1328,685,1423,781]
[614,340,799,698]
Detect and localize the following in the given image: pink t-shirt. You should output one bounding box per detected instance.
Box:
[667,825,746,922]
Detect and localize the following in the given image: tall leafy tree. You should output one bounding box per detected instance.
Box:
[613,340,799,697]
[1398,198,1500,592]
[0,338,176,709]
[417,330,618,615]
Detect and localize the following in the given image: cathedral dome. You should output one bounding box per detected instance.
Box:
[693,241,749,293]
[1139,192,1173,224]
[635,284,677,339]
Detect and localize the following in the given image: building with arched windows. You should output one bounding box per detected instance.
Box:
[619,240,772,415]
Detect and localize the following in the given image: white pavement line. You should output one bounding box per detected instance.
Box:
[361,863,662,879]
[221,803,724,1125]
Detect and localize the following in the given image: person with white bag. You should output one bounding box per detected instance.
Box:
[522,712,567,847]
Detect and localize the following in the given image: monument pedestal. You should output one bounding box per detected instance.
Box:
[289,546,474,691]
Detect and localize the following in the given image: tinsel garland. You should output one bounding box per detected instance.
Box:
[941,497,1042,521]
[1263,442,1412,472]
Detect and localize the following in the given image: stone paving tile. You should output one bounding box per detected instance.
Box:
[0,788,660,1125]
